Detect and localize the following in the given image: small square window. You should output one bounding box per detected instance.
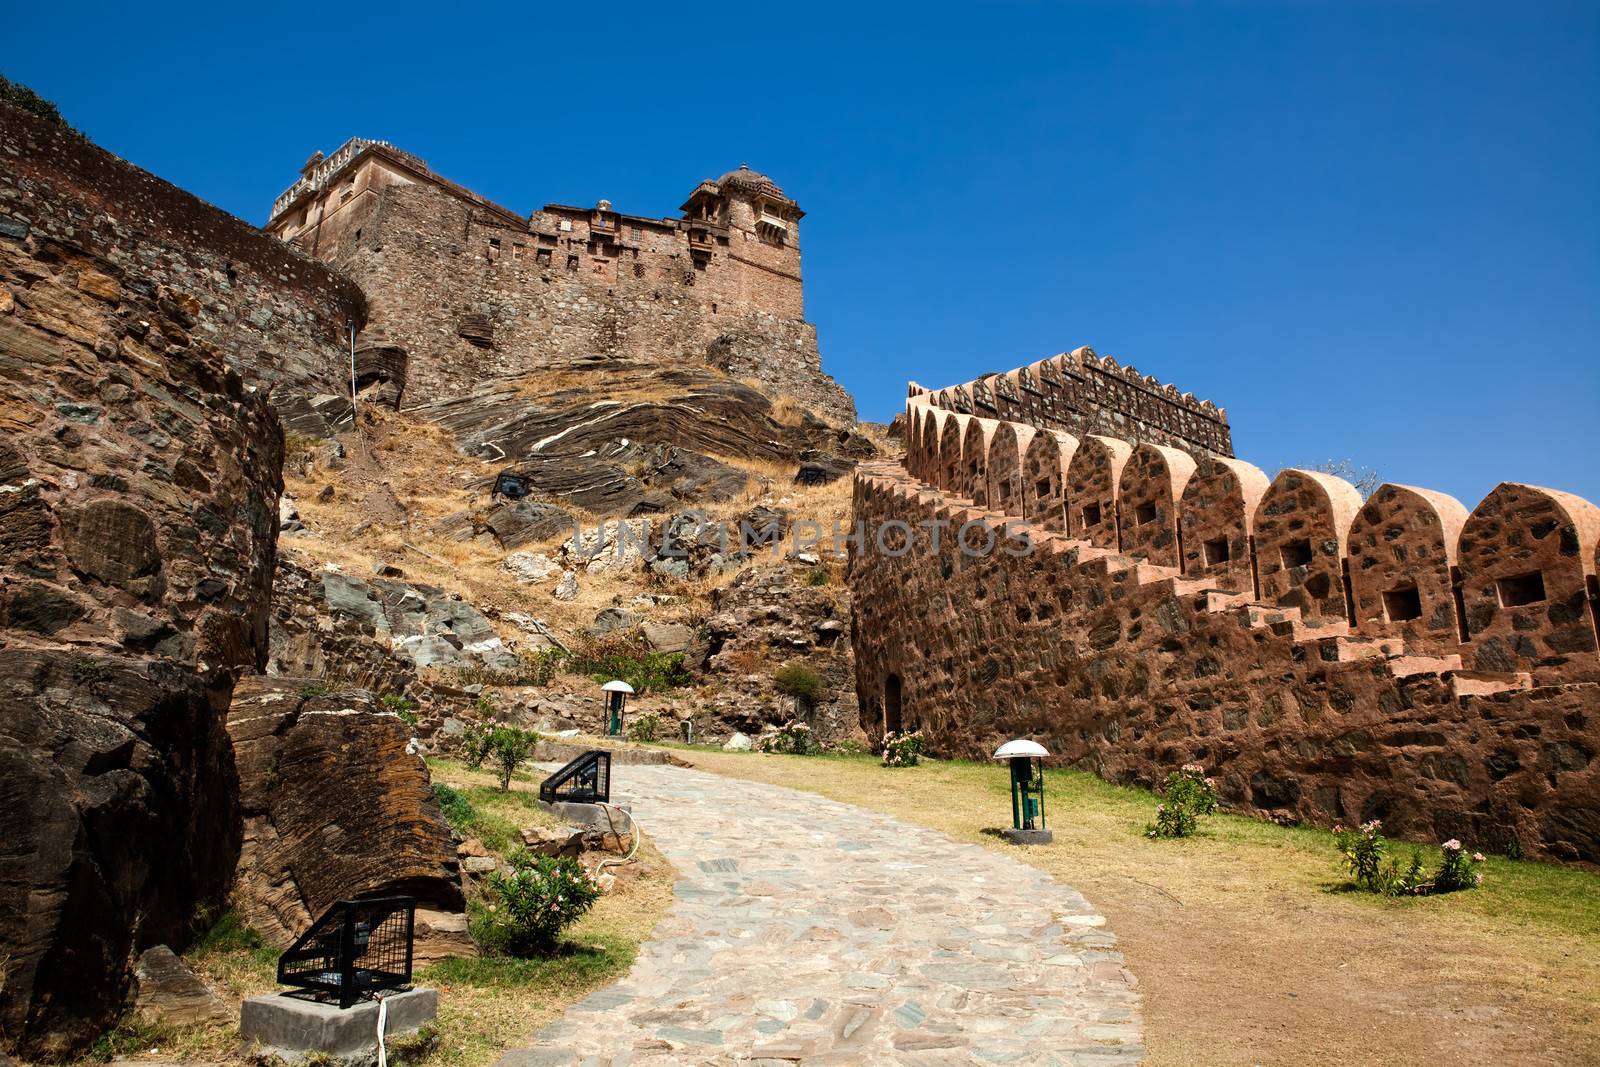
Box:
[1035,478,1052,500]
[1382,585,1423,622]
[1281,539,1313,568]
[1496,571,1546,607]
[1082,503,1102,528]
[1202,537,1230,566]
[1304,572,1332,600]
[1133,502,1158,526]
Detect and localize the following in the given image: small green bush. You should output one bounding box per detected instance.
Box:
[626,712,661,743]
[806,567,831,586]
[881,730,925,768]
[486,726,540,791]
[0,75,67,127]
[478,855,602,956]
[460,723,495,770]
[772,663,824,703]
[1145,763,1218,839]
[566,633,691,694]
[1334,821,1485,896]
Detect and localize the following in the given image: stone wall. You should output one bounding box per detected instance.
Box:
[848,395,1600,864]
[263,144,855,424]
[0,105,290,1052]
[0,104,367,436]
[912,347,1233,456]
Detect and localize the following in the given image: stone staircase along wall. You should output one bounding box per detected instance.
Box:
[848,374,1600,865]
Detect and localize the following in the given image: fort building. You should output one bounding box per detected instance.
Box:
[264,140,853,422]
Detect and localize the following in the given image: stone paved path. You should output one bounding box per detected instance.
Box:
[496,765,1142,1066]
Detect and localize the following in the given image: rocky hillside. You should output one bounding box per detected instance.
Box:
[269,388,886,748]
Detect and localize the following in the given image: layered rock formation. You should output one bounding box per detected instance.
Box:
[0,101,309,1054]
[225,678,468,955]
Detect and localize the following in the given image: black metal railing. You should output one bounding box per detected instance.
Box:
[539,750,610,804]
[277,897,416,1009]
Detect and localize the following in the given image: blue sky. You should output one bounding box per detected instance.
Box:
[5,2,1596,506]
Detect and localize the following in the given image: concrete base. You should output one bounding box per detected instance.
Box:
[537,798,631,828]
[1000,828,1053,845]
[240,988,437,1064]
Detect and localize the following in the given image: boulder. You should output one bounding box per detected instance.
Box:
[724,732,753,752]
[643,621,694,653]
[592,607,642,635]
[554,570,579,602]
[504,551,558,583]
[226,677,469,961]
[132,946,231,1027]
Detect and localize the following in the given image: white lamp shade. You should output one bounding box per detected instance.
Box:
[992,739,1049,760]
[601,680,636,694]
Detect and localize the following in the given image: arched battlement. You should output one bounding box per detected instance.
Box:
[1022,429,1079,534]
[1252,469,1363,623]
[986,422,1037,518]
[960,416,1000,505]
[1117,442,1198,568]
[1459,483,1600,683]
[1178,455,1269,594]
[914,404,944,484]
[1066,435,1133,550]
[938,410,969,492]
[1347,484,1469,655]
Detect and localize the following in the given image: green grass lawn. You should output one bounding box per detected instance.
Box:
[670,744,1600,1067]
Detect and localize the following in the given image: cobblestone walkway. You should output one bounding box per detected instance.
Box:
[496,765,1142,1066]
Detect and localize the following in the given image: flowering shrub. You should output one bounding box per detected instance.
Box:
[1333,822,1486,896]
[881,730,925,768]
[478,855,601,956]
[758,721,816,755]
[1145,763,1218,839]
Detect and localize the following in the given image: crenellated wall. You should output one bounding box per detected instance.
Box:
[849,379,1600,864]
[910,346,1233,456]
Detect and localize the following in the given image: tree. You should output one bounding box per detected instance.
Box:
[1300,458,1380,500]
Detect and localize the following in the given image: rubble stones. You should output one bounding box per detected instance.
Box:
[504,551,557,583]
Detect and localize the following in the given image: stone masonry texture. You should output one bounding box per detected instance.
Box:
[848,381,1600,866]
[0,102,301,1055]
[265,141,856,425]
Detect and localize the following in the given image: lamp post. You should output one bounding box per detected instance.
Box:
[600,680,634,737]
[992,739,1052,845]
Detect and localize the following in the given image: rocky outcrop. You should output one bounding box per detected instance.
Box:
[694,563,859,743]
[225,677,468,954]
[267,554,519,686]
[0,108,288,1053]
[420,367,873,516]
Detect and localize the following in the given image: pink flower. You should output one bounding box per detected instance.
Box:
[1472,852,1485,863]
[1442,839,1461,851]
[1333,824,1344,834]
[1474,872,1484,885]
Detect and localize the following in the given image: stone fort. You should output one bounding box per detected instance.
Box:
[850,352,1599,864]
[265,139,854,424]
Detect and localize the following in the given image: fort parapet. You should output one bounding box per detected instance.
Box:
[911,346,1232,456]
[265,140,854,423]
[851,355,1600,864]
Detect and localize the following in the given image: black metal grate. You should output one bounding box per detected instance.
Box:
[277,897,416,1009]
[539,750,610,804]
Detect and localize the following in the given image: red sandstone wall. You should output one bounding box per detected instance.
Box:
[913,347,1233,456]
[857,395,1600,863]
[272,152,853,423]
